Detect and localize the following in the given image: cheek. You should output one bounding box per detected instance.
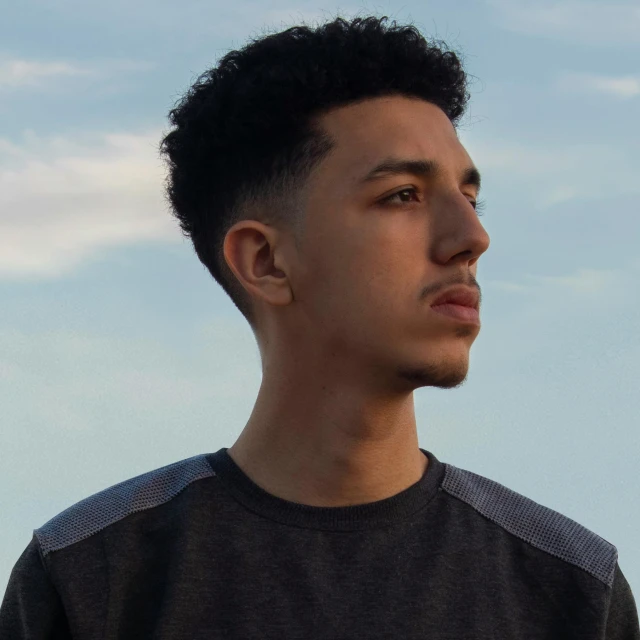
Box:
[303,220,416,319]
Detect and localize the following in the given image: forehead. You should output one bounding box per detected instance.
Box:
[315,95,473,184]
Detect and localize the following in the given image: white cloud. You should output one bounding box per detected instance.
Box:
[537,185,579,208]
[555,72,640,99]
[486,0,640,45]
[487,266,629,301]
[0,129,177,279]
[0,56,153,90]
[0,315,261,434]
[260,5,363,28]
[525,267,623,296]
[0,59,88,87]
[1,127,637,282]
[460,134,640,209]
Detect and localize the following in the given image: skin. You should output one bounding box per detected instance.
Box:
[224,95,490,507]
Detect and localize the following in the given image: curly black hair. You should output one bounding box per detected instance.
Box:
[159,14,470,332]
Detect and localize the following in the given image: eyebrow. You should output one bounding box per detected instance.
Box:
[359,156,482,195]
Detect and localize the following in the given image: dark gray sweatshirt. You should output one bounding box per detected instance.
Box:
[1,447,638,639]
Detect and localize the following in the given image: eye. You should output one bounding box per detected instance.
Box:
[378,187,420,205]
[379,189,487,217]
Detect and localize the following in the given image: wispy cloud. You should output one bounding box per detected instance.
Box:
[0,56,153,91]
[0,59,89,87]
[486,0,640,45]
[555,72,640,99]
[460,135,639,209]
[0,129,175,279]
[487,266,627,300]
[260,6,360,28]
[526,267,623,296]
[0,317,261,434]
[2,128,637,282]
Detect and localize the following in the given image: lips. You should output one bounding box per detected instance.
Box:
[430,302,480,324]
[430,286,479,310]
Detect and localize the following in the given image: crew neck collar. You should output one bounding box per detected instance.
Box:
[205,447,445,531]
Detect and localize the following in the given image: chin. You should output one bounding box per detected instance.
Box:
[395,356,470,391]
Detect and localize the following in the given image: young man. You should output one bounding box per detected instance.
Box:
[2,15,638,639]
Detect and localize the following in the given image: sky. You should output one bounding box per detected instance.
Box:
[1,0,638,602]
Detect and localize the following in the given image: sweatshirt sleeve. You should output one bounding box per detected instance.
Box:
[0,534,72,639]
[605,562,640,640]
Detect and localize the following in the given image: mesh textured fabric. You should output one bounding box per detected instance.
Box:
[35,454,216,557]
[34,452,617,591]
[441,463,617,588]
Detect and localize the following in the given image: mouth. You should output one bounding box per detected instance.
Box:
[430,302,480,325]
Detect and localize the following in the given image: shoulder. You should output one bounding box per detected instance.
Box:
[34,454,216,558]
[440,462,618,588]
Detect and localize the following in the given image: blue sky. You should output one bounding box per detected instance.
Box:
[1,0,639,600]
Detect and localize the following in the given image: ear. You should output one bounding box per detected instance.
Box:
[222,220,293,309]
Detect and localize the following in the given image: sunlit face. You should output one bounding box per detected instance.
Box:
[257,95,491,393]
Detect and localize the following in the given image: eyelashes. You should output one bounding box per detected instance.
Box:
[474,197,486,216]
[379,188,486,217]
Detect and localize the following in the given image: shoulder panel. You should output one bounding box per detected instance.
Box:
[441,463,617,588]
[34,454,216,557]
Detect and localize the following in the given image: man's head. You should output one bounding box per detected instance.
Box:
[160,15,490,392]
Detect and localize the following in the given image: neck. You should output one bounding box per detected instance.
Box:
[226,373,428,508]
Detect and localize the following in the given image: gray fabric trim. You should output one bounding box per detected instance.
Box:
[34,454,216,558]
[441,463,618,588]
[32,451,618,590]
